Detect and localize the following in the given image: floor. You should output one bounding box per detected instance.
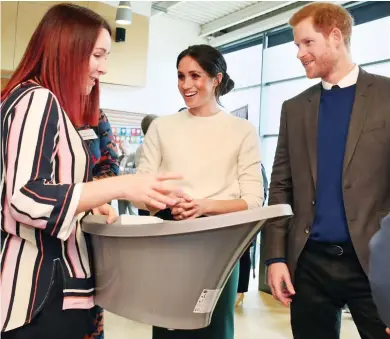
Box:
[104,289,360,339]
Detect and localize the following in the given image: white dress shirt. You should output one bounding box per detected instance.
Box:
[322,64,359,90]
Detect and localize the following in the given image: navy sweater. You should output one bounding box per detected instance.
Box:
[310,85,356,243]
[265,85,357,266]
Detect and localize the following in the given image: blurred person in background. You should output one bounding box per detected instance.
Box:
[118,139,137,215]
[81,108,119,339]
[135,114,158,168]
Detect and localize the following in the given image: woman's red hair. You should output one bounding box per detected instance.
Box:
[1,4,111,127]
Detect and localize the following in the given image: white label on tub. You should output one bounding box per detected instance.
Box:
[193,289,221,313]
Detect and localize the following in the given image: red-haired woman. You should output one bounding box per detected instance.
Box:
[0,4,181,339]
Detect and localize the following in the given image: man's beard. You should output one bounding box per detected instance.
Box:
[309,53,335,80]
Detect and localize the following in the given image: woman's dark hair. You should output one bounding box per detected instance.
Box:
[176,44,234,105]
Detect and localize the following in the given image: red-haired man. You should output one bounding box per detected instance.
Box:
[264,2,390,338]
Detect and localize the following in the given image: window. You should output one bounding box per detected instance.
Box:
[221,44,263,131]
[259,41,317,173]
[260,76,318,136]
[261,136,278,181]
[223,44,262,89]
[262,42,305,84]
[362,61,390,77]
[351,16,390,65]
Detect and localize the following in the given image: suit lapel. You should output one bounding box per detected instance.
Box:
[343,69,373,174]
[304,83,321,189]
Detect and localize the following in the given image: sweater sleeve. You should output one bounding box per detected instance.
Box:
[238,124,264,209]
[6,88,82,241]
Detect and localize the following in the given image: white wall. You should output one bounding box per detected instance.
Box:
[100,14,205,116]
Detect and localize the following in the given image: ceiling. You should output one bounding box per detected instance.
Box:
[151,1,258,25]
[102,1,152,16]
[150,1,301,40]
[105,1,314,45]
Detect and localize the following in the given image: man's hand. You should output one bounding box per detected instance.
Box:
[92,203,118,224]
[268,262,296,307]
[386,328,390,335]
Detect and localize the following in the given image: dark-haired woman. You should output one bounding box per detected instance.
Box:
[1,4,182,339]
[81,109,120,339]
[137,44,264,339]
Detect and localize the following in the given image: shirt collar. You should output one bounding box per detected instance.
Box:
[322,64,359,90]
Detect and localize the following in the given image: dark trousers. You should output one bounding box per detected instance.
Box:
[2,275,93,339]
[152,265,239,339]
[138,209,150,216]
[291,240,387,339]
[237,246,251,293]
[152,209,239,339]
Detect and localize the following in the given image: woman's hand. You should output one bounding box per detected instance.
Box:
[92,203,118,224]
[77,173,183,215]
[121,172,183,211]
[171,194,192,219]
[171,198,210,220]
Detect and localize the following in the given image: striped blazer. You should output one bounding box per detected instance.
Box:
[1,82,95,332]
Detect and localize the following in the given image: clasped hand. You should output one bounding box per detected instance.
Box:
[171,194,208,220]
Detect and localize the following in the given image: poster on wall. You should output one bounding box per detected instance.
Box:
[231,105,248,120]
[112,126,143,145]
[111,126,144,145]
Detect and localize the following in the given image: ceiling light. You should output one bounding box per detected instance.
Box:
[116,1,132,25]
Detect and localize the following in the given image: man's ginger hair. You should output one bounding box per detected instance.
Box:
[289,2,354,47]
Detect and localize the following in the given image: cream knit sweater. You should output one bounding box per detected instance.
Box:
[137,110,264,209]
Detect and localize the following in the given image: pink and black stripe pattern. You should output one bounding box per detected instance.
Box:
[1,82,95,332]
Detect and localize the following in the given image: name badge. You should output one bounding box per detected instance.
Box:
[79,128,98,140]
